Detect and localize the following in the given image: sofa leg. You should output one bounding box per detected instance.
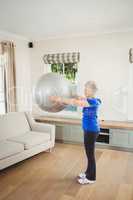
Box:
[49,148,52,152]
[46,148,52,153]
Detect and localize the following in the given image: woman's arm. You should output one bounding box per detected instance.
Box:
[76,96,86,100]
[49,96,89,107]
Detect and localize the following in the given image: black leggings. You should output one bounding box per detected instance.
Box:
[84,132,99,180]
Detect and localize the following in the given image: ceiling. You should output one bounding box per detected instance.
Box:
[0,0,133,40]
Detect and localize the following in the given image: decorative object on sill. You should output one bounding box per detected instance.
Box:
[129,48,133,63]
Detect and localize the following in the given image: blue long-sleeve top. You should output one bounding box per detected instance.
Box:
[82,98,101,133]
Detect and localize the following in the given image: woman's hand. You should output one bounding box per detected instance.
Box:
[49,96,62,103]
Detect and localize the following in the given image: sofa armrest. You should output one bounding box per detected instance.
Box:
[25,112,55,146]
[32,122,55,147]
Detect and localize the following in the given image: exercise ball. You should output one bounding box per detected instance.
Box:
[34,73,72,112]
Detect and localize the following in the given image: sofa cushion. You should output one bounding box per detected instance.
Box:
[0,140,24,160]
[8,131,50,150]
[0,112,30,141]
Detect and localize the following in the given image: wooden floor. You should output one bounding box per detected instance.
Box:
[0,143,133,200]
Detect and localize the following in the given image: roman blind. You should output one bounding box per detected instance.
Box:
[43,52,80,64]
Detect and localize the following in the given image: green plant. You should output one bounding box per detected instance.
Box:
[51,63,63,74]
[51,63,78,82]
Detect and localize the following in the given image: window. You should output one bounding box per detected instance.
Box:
[50,63,78,112]
[51,63,78,82]
[43,52,80,112]
[0,55,6,114]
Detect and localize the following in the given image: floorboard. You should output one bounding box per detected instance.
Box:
[0,143,133,200]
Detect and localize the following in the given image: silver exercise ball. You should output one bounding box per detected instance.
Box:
[34,73,72,112]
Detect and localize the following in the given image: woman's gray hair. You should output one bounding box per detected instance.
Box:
[85,81,98,92]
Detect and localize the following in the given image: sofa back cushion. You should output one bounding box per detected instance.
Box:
[0,112,30,141]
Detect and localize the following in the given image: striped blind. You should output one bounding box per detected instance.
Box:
[43,52,80,64]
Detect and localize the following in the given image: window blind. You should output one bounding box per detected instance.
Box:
[43,52,80,64]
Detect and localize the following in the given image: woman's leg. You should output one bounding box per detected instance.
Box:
[84,132,98,181]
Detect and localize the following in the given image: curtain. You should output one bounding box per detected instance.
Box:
[0,41,17,112]
[43,52,80,64]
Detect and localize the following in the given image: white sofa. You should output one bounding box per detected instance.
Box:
[0,112,55,170]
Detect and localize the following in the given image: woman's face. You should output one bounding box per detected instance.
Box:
[84,86,94,97]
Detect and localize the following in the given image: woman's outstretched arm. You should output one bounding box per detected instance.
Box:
[49,96,89,107]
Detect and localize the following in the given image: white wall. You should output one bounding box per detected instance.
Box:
[31,32,133,121]
[0,31,32,112]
